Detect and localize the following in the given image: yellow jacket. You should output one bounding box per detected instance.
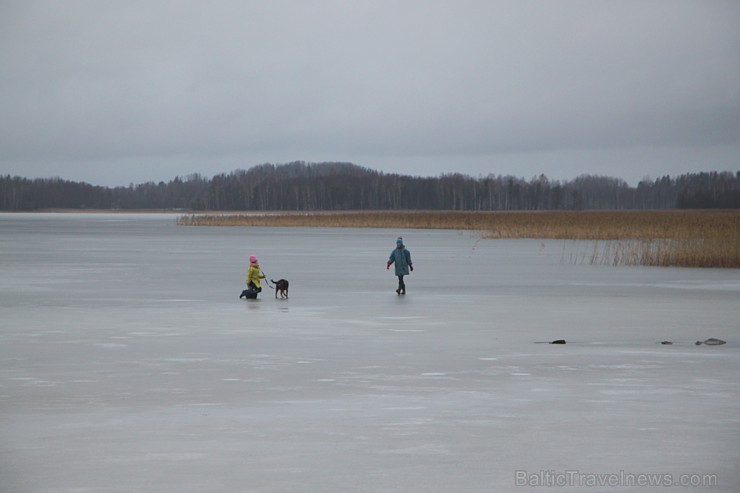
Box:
[246,264,265,288]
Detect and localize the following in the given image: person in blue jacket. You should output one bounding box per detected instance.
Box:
[387,236,413,295]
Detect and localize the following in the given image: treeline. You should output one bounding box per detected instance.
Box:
[1,162,738,211]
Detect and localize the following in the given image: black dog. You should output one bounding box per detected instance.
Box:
[271,279,289,298]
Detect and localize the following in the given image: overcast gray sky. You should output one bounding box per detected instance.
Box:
[1,0,738,186]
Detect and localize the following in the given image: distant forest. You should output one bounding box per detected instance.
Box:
[1,162,739,211]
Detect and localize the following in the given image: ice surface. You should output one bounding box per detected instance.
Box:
[1,213,739,492]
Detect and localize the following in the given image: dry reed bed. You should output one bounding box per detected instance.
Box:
[177,210,740,268]
[176,211,492,230]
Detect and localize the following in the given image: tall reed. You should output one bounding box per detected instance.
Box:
[177,210,740,268]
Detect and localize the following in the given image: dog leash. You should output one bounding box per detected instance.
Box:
[261,271,275,289]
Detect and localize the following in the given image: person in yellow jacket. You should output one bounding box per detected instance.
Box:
[246,255,266,293]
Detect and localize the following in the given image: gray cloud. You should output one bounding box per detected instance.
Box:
[1,0,738,186]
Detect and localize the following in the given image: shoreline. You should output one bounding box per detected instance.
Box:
[3,209,738,267]
[174,210,740,268]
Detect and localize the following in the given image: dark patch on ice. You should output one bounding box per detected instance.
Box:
[695,338,726,346]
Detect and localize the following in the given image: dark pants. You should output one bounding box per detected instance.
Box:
[247,282,262,293]
[397,275,405,292]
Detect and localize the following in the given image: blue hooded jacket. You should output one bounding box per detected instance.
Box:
[388,241,412,276]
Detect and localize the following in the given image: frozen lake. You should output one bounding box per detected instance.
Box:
[1,213,739,492]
